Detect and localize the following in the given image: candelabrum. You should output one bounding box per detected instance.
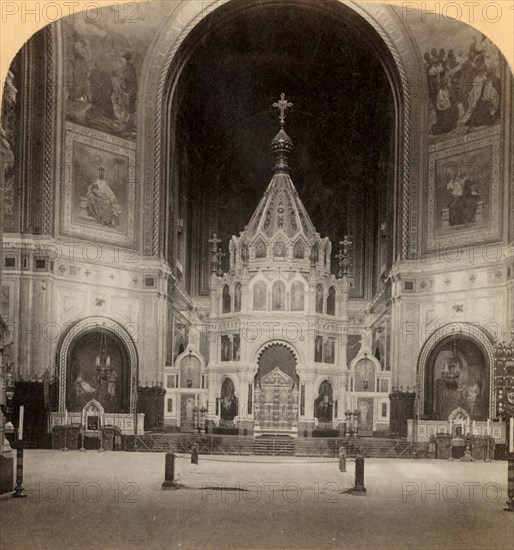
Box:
[344,409,360,438]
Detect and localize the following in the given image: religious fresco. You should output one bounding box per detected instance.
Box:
[314,336,323,363]
[315,381,333,422]
[61,3,171,139]
[425,338,489,421]
[180,393,196,428]
[233,335,241,361]
[221,335,232,362]
[220,379,238,422]
[63,122,136,247]
[271,281,286,311]
[323,338,335,364]
[234,283,242,312]
[407,19,502,142]
[179,355,201,388]
[222,285,231,313]
[355,359,375,392]
[252,281,267,311]
[67,330,130,413]
[291,281,305,311]
[357,398,374,434]
[427,132,500,249]
[316,285,324,314]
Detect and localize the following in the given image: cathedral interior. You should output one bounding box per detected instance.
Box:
[0,0,513,456]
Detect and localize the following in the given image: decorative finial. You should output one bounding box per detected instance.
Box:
[273,93,293,127]
[271,94,294,174]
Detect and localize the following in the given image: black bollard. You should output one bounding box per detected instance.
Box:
[351,455,366,495]
[191,442,199,465]
[504,455,514,512]
[339,447,346,473]
[162,452,180,490]
[13,441,26,498]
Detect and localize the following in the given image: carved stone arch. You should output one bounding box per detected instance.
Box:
[448,406,470,422]
[137,0,422,258]
[349,347,381,373]
[56,316,138,413]
[254,238,268,259]
[272,239,287,260]
[250,276,268,311]
[253,340,303,370]
[175,344,206,370]
[327,285,337,316]
[293,239,306,259]
[218,374,237,394]
[416,322,496,418]
[176,345,205,389]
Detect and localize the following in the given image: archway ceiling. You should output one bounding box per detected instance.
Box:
[174,2,394,279]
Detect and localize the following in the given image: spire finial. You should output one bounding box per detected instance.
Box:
[273,93,292,128]
[270,94,293,174]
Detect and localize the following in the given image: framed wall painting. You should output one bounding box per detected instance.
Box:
[426,126,501,251]
[62,122,137,248]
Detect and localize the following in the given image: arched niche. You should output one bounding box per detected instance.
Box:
[349,348,381,392]
[255,342,299,385]
[273,241,286,260]
[293,241,305,259]
[179,355,201,388]
[252,280,267,311]
[222,284,231,313]
[271,280,286,311]
[315,285,324,314]
[57,317,138,414]
[417,323,495,420]
[175,345,206,388]
[234,282,242,312]
[354,358,376,392]
[255,240,267,259]
[327,286,336,316]
[290,281,305,311]
[220,377,238,423]
[422,334,490,421]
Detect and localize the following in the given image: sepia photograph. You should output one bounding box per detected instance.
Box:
[0,1,513,550]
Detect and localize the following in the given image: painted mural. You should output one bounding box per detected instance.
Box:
[63,123,136,247]
[220,378,238,422]
[67,330,130,413]
[314,381,333,422]
[62,3,171,139]
[407,17,502,142]
[425,338,489,421]
[427,131,500,249]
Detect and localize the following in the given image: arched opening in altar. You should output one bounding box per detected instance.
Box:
[423,334,490,421]
[315,380,334,423]
[66,328,131,414]
[219,378,238,425]
[254,343,299,434]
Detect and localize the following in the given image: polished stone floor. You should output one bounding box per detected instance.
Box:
[0,450,512,550]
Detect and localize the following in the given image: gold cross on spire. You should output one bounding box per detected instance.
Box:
[340,235,353,255]
[273,93,292,127]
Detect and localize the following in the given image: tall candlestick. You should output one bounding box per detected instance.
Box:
[18,405,24,440]
[65,409,68,426]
